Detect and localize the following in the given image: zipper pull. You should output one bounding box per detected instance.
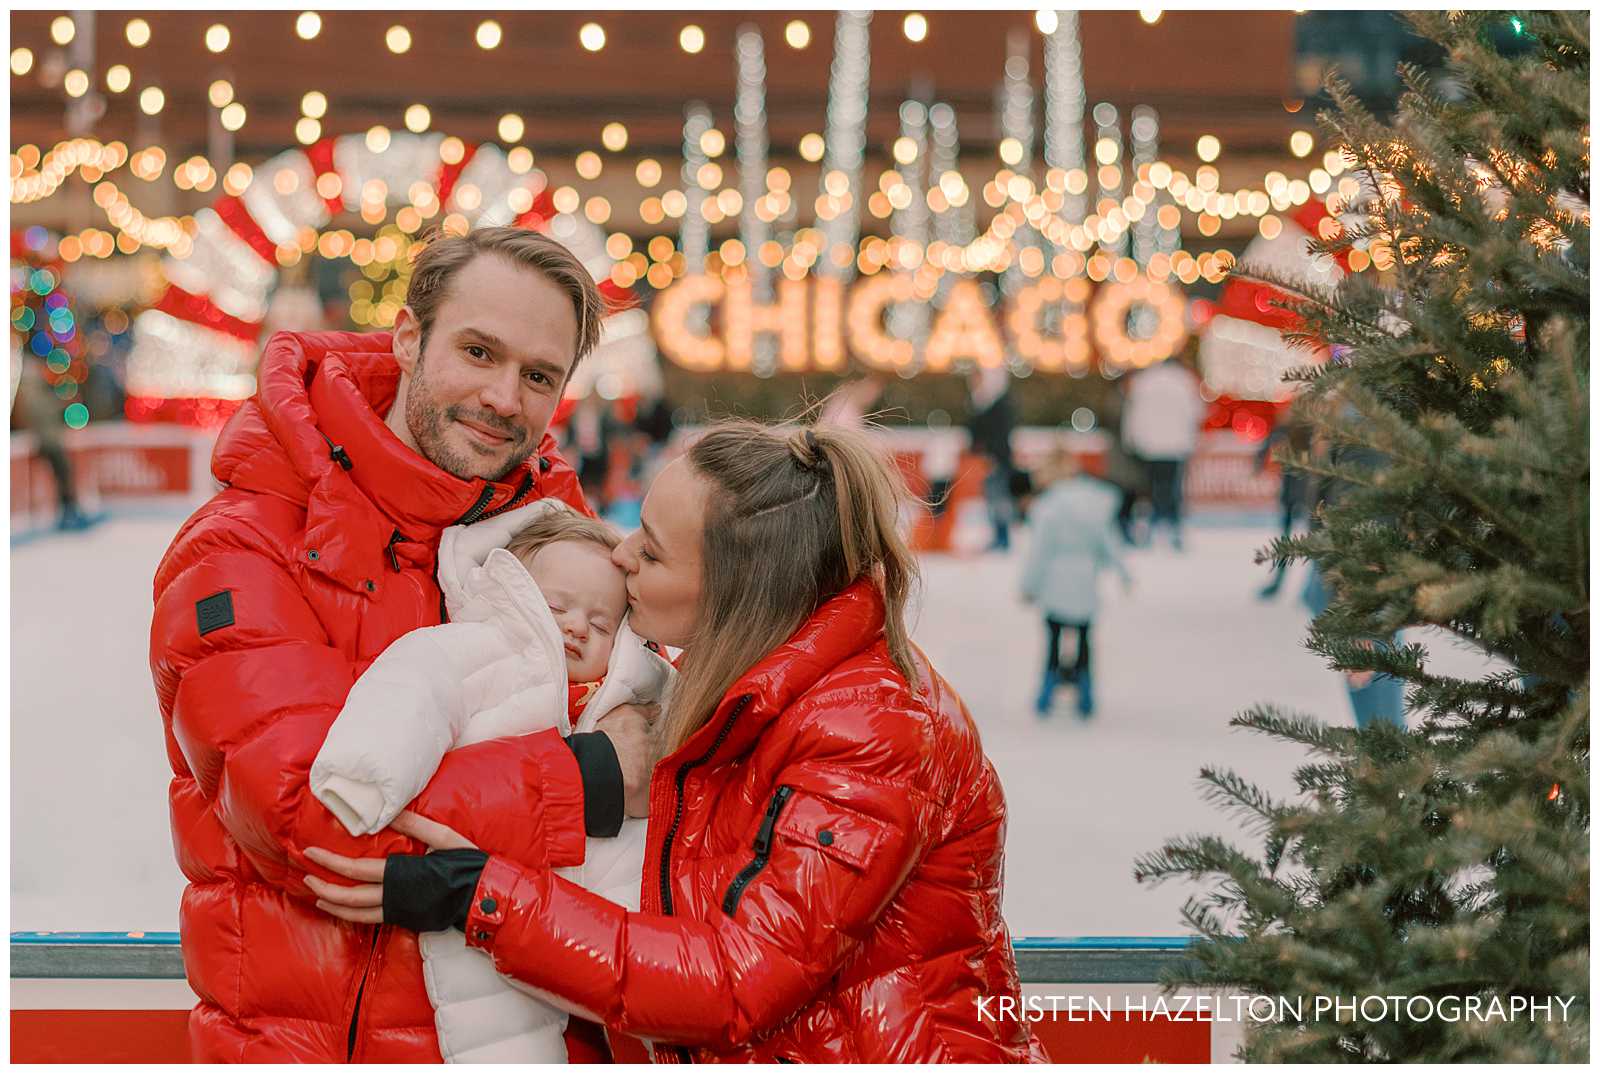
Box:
[386,528,405,573]
[752,785,794,856]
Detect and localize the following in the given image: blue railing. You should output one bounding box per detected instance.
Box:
[11,931,1199,984]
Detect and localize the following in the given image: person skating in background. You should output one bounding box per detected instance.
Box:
[13,350,95,531]
[1102,435,1149,546]
[1021,446,1132,718]
[966,366,1019,552]
[1255,412,1317,598]
[1120,353,1205,551]
[1298,392,1406,731]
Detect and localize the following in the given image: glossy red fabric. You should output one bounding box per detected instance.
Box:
[150,330,594,1061]
[464,580,1047,1063]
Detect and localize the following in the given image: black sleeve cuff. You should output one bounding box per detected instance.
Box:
[566,731,624,838]
[383,849,490,933]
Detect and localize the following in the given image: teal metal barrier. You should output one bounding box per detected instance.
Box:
[11,932,1199,984]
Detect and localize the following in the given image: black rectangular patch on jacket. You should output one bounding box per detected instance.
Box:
[196,591,235,636]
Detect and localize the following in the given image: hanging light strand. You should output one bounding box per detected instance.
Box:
[998,26,1039,306]
[817,11,872,280]
[679,101,714,278]
[1043,12,1088,228]
[1130,104,1163,267]
[733,24,777,371]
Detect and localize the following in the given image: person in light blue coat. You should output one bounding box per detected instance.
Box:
[1021,448,1132,718]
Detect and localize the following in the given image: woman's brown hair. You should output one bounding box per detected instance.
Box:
[659,419,922,753]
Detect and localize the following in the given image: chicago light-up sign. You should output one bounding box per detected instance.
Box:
[649,273,1189,374]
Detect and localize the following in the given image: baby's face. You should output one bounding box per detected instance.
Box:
[524,539,630,682]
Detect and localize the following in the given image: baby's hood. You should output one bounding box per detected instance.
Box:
[437,499,672,733]
[436,499,568,632]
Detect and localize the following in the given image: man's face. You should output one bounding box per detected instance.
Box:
[391,253,580,482]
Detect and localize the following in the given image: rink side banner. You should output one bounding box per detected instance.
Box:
[9,933,1241,1063]
[11,424,215,528]
[11,425,1278,530]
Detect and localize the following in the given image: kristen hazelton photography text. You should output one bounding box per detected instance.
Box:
[977,994,1585,1026]
[8,7,1588,1067]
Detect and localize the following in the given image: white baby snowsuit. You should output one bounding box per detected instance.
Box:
[311,499,671,1063]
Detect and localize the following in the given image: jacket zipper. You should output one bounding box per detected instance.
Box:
[452,485,496,527]
[451,469,534,528]
[346,924,383,1061]
[653,694,751,1066]
[658,695,751,916]
[722,785,794,915]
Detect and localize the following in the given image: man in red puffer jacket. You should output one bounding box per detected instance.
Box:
[150,227,648,1061]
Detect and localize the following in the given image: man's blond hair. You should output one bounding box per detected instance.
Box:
[406,226,606,374]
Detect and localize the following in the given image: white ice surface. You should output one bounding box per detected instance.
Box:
[10,511,1498,937]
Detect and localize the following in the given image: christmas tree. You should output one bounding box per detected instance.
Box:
[1135,12,1587,1062]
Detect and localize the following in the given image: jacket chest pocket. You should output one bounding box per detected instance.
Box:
[721,785,894,917]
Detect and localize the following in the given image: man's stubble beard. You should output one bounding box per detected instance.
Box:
[404,349,536,483]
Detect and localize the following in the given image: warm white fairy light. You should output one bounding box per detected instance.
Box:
[817,11,871,281]
[1130,105,1163,266]
[1044,11,1088,228]
[928,102,975,310]
[734,24,778,373]
[999,26,1039,321]
[888,99,931,360]
[679,102,713,275]
[1092,102,1128,258]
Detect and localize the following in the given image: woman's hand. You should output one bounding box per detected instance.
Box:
[303,812,478,924]
[594,705,659,818]
[303,847,385,924]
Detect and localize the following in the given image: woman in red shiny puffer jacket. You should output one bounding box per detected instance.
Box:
[311,420,1048,1063]
[150,329,600,1062]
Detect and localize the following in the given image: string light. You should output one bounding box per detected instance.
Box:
[1140,8,1163,25]
[903,13,928,42]
[1196,134,1221,162]
[497,114,524,143]
[678,102,714,274]
[220,102,246,131]
[1044,10,1088,231]
[208,80,234,108]
[679,25,705,53]
[51,16,76,46]
[785,20,811,49]
[63,70,89,98]
[476,20,502,49]
[385,25,411,54]
[11,47,33,76]
[105,65,131,93]
[734,23,776,373]
[1290,130,1315,157]
[404,104,431,133]
[579,23,606,51]
[296,12,322,40]
[205,24,231,53]
[602,122,628,151]
[139,87,165,116]
[125,18,151,47]
[818,12,871,281]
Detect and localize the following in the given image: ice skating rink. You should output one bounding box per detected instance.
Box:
[11,511,1498,937]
